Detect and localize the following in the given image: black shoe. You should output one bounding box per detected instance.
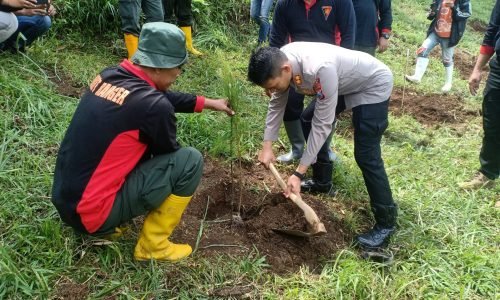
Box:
[301,178,336,196]
[356,224,395,250]
[301,161,336,195]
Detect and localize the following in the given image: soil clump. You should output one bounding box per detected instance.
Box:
[171,159,352,274]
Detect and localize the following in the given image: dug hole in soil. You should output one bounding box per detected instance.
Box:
[171,159,351,274]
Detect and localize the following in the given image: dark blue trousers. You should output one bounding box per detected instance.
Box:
[480,58,500,180]
[301,99,395,210]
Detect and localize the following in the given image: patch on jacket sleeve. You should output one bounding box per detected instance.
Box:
[322,6,332,21]
[313,78,325,100]
[294,75,303,86]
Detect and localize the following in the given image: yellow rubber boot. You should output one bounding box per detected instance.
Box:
[180,26,203,56]
[134,194,193,261]
[124,33,139,59]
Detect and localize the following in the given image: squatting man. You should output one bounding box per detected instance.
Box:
[51,23,233,262]
[247,43,399,249]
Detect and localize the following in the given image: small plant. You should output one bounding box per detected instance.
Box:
[220,64,244,224]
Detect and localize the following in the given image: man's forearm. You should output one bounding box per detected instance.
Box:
[473,53,493,72]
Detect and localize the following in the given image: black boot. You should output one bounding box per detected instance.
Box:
[301,162,336,196]
[356,204,397,250]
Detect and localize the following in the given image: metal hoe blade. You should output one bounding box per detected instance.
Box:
[272,228,327,238]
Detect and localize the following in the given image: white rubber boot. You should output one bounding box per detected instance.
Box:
[441,65,453,93]
[405,57,429,83]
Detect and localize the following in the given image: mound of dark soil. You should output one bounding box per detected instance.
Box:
[469,19,487,32]
[171,160,351,274]
[389,88,480,126]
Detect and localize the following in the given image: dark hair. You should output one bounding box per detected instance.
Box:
[247,47,288,86]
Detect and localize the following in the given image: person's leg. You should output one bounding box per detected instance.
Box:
[277,88,306,163]
[352,100,397,249]
[479,85,500,180]
[250,0,261,25]
[177,0,202,55]
[4,15,51,51]
[96,147,203,261]
[142,0,164,23]
[353,45,376,57]
[0,11,18,44]
[119,0,141,58]
[439,38,455,92]
[405,32,439,83]
[257,0,273,44]
[162,0,176,23]
[300,99,335,195]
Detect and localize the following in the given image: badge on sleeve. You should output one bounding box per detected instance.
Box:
[313,78,325,100]
[322,6,332,21]
[294,75,303,86]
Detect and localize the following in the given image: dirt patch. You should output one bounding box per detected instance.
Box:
[428,47,486,80]
[330,86,479,136]
[52,278,89,300]
[469,19,487,32]
[43,67,86,98]
[389,88,480,126]
[170,160,352,274]
[453,48,481,80]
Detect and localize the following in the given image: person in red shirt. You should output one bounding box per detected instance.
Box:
[51,23,233,261]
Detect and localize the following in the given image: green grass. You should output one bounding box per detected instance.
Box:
[1,0,499,298]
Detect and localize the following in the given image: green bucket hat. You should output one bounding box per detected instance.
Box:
[131,22,188,69]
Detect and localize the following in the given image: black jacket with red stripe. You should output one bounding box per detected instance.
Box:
[51,60,205,233]
[270,0,356,49]
[481,0,500,60]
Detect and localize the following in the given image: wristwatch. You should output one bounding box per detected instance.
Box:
[292,171,305,180]
[381,32,391,40]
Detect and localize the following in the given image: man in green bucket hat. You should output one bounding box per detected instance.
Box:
[51,22,234,261]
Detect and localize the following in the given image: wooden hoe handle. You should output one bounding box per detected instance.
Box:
[269,163,326,234]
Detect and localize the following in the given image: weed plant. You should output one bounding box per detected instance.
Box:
[54,0,121,35]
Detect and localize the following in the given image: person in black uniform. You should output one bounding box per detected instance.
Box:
[461,0,500,189]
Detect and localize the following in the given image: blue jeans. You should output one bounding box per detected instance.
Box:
[2,15,51,51]
[417,31,455,67]
[250,0,273,43]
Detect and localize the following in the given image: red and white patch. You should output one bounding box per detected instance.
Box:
[313,78,325,100]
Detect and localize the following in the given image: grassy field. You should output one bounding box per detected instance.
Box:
[0,0,499,298]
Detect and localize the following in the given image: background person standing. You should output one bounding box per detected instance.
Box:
[163,0,203,55]
[461,0,499,189]
[352,0,392,56]
[250,0,274,46]
[119,0,164,59]
[405,0,471,93]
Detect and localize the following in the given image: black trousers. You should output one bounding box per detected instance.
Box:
[301,98,394,207]
[163,0,193,26]
[480,58,500,180]
[301,96,346,164]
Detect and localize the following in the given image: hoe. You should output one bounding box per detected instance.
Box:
[269,163,327,237]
